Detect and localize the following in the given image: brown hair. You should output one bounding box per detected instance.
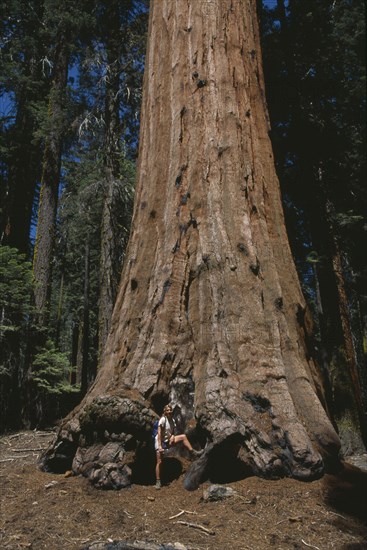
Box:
[163,404,173,415]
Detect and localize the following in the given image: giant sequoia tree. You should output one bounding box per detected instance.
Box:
[42,0,340,490]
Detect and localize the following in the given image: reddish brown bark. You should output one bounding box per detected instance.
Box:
[42,0,340,489]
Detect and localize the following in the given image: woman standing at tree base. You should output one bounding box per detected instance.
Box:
[155,405,203,489]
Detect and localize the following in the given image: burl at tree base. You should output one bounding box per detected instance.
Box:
[41,0,340,490]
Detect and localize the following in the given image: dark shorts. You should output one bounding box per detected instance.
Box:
[156,441,168,452]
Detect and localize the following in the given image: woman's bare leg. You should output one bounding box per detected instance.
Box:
[155,450,163,483]
[171,434,193,451]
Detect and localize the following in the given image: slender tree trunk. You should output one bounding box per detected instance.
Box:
[42,0,339,489]
[1,82,42,255]
[32,36,69,325]
[305,165,366,453]
[98,0,123,361]
[23,35,69,427]
[323,188,367,447]
[81,241,93,394]
[76,324,84,386]
[55,270,64,347]
[0,0,45,255]
[271,1,366,453]
[70,323,79,386]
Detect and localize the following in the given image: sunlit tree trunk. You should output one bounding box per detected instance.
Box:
[42,0,339,490]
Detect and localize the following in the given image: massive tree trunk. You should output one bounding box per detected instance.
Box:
[41,0,340,490]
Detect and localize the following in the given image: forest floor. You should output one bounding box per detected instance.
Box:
[0,430,366,550]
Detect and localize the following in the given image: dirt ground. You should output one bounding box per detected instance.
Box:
[0,430,366,550]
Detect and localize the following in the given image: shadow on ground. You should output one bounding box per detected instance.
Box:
[323,462,367,523]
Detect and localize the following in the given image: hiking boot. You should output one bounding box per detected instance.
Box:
[155,480,161,490]
[191,448,204,458]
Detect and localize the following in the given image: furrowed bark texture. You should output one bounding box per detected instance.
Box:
[42,0,340,488]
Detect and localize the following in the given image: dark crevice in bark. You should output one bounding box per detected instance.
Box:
[249,257,261,276]
[237,242,249,255]
[184,270,195,315]
[152,279,172,314]
[172,240,180,253]
[150,392,170,415]
[243,392,271,414]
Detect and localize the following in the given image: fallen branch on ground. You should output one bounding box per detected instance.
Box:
[243,510,260,519]
[169,509,197,520]
[13,448,46,452]
[276,518,288,526]
[8,433,28,440]
[175,520,215,536]
[301,540,320,550]
[235,494,256,504]
[0,455,30,461]
[319,508,347,520]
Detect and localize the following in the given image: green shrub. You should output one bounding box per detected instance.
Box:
[32,339,80,395]
[0,246,33,334]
